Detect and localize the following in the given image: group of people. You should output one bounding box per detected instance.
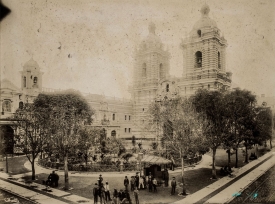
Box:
[124,172,159,193]
[93,172,178,204]
[220,165,233,177]
[45,171,59,187]
[93,174,139,204]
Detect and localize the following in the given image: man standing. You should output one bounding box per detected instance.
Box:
[152,178,157,192]
[171,177,177,195]
[124,176,129,191]
[93,183,98,204]
[135,173,139,189]
[130,176,135,191]
[164,169,169,187]
[99,174,103,186]
[104,181,111,202]
[133,187,139,204]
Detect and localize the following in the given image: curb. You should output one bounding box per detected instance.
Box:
[225,152,275,203]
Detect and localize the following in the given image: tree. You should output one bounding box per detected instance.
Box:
[149,96,207,195]
[223,89,257,166]
[13,103,49,180]
[33,90,94,190]
[192,89,229,179]
[254,106,272,148]
[77,127,100,166]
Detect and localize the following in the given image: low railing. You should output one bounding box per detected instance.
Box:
[38,158,137,172]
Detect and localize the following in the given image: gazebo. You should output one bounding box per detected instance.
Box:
[141,155,172,182]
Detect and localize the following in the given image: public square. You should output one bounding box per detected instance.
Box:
[1,0,275,204]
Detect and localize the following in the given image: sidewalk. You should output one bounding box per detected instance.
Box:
[0,172,92,204]
[173,149,275,204]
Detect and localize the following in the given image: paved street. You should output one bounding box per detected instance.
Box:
[230,164,275,203]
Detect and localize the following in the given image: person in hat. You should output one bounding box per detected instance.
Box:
[170,177,177,195]
[124,176,129,191]
[93,183,99,204]
[99,174,103,186]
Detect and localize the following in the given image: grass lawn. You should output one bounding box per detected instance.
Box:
[0,156,30,175]
[209,146,269,168]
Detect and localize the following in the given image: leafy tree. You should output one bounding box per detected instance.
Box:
[223,89,257,166]
[13,103,49,180]
[149,96,207,195]
[77,127,100,166]
[33,90,94,190]
[254,106,272,148]
[192,89,229,179]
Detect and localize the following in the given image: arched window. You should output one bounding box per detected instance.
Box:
[23,76,26,88]
[195,51,202,68]
[166,84,169,92]
[112,114,115,121]
[2,101,11,112]
[19,101,23,109]
[197,30,201,37]
[218,52,221,69]
[142,63,146,77]
[111,130,116,137]
[159,63,164,78]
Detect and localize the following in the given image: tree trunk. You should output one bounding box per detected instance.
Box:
[211,148,217,179]
[5,153,8,173]
[31,159,36,180]
[235,148,238,168]
[270,138,272,149]
[244,145,248,163]
[227,149,231,167]
[180,152,187,195]
[64,152,69,190]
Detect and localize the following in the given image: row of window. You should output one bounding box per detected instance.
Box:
[111,114,131,121]
[125,128,131,133]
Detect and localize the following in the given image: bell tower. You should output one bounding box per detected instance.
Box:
[179,4,232,95]
[20,58,43,103]
[131,23,170,139]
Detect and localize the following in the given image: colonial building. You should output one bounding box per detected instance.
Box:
[1,4,234,149]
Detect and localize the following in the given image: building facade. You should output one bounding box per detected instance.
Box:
[1,4,234,147]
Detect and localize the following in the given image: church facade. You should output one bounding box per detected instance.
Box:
[1,5,233,146]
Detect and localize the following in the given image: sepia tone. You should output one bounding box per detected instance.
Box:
[0,0,275,203]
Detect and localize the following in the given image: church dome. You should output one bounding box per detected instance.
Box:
[23,58,40,71]
[140,22,163,49]
[191,4,218,36]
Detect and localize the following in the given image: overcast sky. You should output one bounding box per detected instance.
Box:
[1,0,275,99]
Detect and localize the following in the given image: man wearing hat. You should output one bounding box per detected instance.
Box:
[99,174,103,186]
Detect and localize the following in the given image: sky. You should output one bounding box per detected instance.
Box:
[1,0,275,99]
